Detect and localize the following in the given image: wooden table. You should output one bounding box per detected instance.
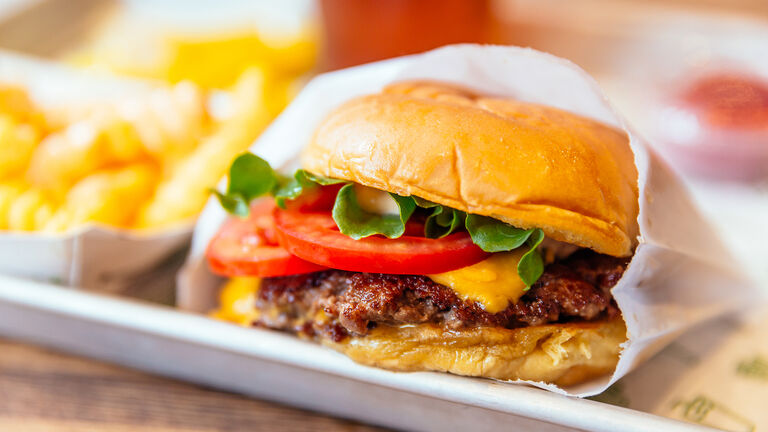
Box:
[0,338,388,432]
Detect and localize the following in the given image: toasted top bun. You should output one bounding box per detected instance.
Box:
[302,81,639,257]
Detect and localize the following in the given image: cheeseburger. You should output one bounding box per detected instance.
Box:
[207,81,638,386]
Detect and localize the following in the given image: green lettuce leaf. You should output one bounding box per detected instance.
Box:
[274,169,347,208]
[411,196,436,208]
[227,153,277,200]
[465,214,535,252]
[464,214,546,288]
[211,190,250,217]
[410,197,465,238]
[212,153,280,217]
[425,206,466,238]
[213,153,346,216]
[518,229,545,288]
[332,184,416,239]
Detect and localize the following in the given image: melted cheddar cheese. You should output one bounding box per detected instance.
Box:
[211,276,261,325]
[427,250,527,313]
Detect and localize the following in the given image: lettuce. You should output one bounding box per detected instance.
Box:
[465,214,545,287]
[274,169,346,208]
[213,153,343,216]
[212,153,278,217]
[518,228,545,287]
[465,214,535,252]
[412,197,466,239]
[332,184,416,239]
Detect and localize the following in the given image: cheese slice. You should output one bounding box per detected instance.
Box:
[427,250,527,313]
[211,276,260,325]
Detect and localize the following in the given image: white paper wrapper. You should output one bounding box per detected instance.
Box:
[0,51,191,289]
[178,45,761,396]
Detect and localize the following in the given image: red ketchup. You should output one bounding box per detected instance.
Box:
[657,73,768,180]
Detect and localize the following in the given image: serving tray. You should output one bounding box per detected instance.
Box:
[0,275,717,432]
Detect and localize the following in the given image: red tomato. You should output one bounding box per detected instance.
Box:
[283,184,344,212]
[273,208,490,274]
[207,199,327,277]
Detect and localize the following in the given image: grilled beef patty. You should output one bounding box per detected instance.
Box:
[254,250,628,342]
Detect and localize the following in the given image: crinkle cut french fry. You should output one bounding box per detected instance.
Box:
[27,120,108,189]
[97,113,146,163]
[7,187,55,231]
[27,81,208,191]
[26,111,148,189]
[0,115,39,180]
[39,104,102,132]
[44,163,158,231]
[115,81,210,163]
[0,85,46,129]
[0,60,306,231]
[0,181,25,230]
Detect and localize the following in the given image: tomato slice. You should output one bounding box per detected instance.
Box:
[207,199,327,277]
[283,184,344,212]
[273,209,490,274]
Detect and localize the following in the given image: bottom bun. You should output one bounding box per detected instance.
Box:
[323,318,626,386]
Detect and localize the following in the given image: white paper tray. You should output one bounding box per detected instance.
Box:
[0,275,718,432]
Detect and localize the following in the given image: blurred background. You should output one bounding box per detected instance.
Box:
[0,0,765,286]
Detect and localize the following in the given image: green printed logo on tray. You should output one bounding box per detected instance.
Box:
[736,355,768,381]
[670,395,755,432]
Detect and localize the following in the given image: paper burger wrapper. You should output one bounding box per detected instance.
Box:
[177,45,761,396]
[0,51,191,290]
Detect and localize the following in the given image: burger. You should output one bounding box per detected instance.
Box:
[206,81,638,386]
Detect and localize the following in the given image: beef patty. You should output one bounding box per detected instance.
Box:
[254,250,628,342]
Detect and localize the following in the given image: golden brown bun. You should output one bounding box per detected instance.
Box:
[302,81,639,257]
[324,317,626,386]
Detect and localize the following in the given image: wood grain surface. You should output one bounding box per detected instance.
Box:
[0,338,388,432]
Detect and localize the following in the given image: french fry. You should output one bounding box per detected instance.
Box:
[26,119,109,190]
[26,110,150,190]
[136,70,273,228]
[135,126,257,228]
[0,181,26,230]
[38,103,106,132]
[0,85,47,129]
[0,45,310,233]
[229,66,294,119]
[115,81,210,163]
[44,163,158,231]
[98,113,146,162]
[0,115,39,180]
[7,187,55,231]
